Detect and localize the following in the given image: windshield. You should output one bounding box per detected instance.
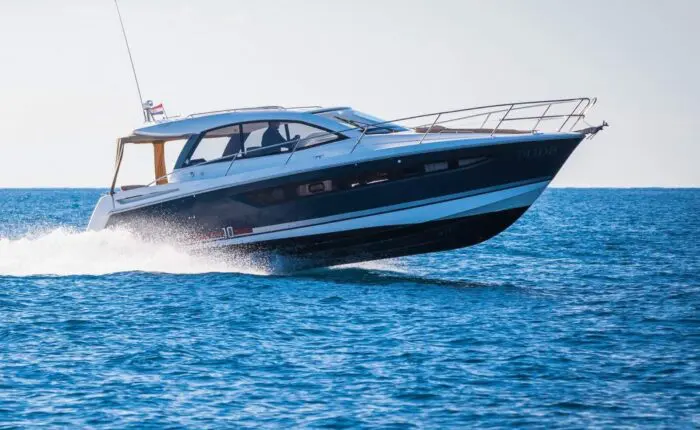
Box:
[317,109,409,134]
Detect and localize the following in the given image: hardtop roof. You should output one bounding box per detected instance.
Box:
[128,108,351,142]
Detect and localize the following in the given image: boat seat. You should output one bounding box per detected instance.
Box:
[223,135,243,157]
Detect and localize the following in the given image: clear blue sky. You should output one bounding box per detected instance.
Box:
[0,0,698,187]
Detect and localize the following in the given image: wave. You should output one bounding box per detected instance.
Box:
[0,228,268,277]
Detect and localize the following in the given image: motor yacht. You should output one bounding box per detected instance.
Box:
[88,98,606,270]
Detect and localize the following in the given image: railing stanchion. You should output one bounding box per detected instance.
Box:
[480,112,491,129]
[284,137,303,166]
[532,103,552,132]
[568,98,594,131]
[491,104,514,136]
[558,99,585,132]
[418,113,441,145]
[224,154,238,176]
[350,127,369,154]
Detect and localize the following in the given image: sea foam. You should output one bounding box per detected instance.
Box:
[0,228,266,276]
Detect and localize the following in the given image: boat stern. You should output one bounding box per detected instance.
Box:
[87,195,114,231]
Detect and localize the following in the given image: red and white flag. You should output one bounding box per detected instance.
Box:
[150,103,164,115]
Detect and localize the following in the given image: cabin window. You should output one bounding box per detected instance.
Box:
[286,123,338,149]
[297,180,333,197]
[245,187,286,206]
[458,157,485,168]
[240,122,272,152]
[424,161,448,173]
[243,121,340,158]
[179,120,344,167]
[186,125,242,166]
[365,172,389,184]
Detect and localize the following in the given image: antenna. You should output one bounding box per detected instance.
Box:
[113,0,147,122]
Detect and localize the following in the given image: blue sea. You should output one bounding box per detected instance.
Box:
[0,188,698,428]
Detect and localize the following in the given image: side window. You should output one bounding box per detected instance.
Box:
[241,122,269,151]
[243,122,294,158]
[287,122,338,148]
[242,121,339,159]
[187,125,241,166]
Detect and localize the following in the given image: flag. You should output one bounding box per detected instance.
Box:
[150,103,164,115]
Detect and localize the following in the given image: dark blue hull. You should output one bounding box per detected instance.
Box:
[107,136,583,268]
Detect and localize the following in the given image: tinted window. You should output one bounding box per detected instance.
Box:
[317,109,408,134]
[183,121,342,165]
[186,125,241,166]
[287,122,338,148]
[243,121,339,157]
[241,122,269,151]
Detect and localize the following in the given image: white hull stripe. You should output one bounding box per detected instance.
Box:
[116,188,180,204]
[194,179,550,249]
[444,185,548,219]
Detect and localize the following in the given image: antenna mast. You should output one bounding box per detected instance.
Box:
[113,0,147,122]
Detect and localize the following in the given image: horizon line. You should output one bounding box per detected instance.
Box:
[1,185,699,190]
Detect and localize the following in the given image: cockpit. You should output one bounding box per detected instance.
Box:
[174,120,343,169]
[110,106,407,193]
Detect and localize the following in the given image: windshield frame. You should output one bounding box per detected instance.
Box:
[316,109,409,134]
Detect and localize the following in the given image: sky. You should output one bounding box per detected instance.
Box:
[0,0,698,187]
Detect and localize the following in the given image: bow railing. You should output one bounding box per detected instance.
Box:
[291,97,597,162]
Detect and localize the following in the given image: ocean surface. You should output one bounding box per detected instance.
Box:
[0,188,698,428]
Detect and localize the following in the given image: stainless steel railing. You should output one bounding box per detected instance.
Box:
[343,97,595,155]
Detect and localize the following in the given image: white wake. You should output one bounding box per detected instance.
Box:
[0,228,267,276]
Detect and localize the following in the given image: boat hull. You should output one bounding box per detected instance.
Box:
[210,205,529,271]
[103,135,583,269]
